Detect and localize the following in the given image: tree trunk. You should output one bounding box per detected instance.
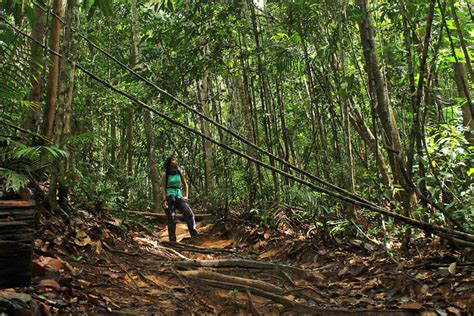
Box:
[347,103,391,187]
[249,0,279,194]
[24,4,45,132]
[355,0,408,206]
[436,0,474,142]
[237,75,258,206]
[144,110,161,211]
[42,0,63,138]
[197,70,215,196]
[449,0,473,81]
[110,112,116,165]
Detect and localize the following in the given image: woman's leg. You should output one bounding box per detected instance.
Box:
[176,198,198,237]
[165,195,177,241]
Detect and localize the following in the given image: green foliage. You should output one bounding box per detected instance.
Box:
[2,0,473,240]
[0,167,29,192]
[418,121,474,230]
[74,166,124,210]
[0,136,69,193]
[0,23,33,102]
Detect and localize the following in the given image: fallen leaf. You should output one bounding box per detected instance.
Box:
[259,248,279,259]
[447,306,461,315]
[144,275,163,286]
[448,262,456,275]
[361,278,381,292]
[94,240,103,255]
[252,240,267,250]
[364,242,375,251]
[74,230,92,247]
[147,288,163,296]
[103,271,120,279]
[284,295,296,301]
[455,281,474,292]
[78,279,91,287]
[399,302,423,310]
[38,279,60,289]
[38,256,62,272]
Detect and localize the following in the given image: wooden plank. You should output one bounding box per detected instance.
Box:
[0,200,35,209]
[0,200,36,289]
[0,209,36,217]
[0,221,30,227]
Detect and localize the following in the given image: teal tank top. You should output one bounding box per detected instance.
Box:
[166,173,182,198]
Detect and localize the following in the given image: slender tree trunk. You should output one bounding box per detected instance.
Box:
[111,113,116,165]
[46,0,78,211]
[144,110,161,211]
[356,0,408,205]
[197,70,215,196]
[348,103,391,187]
[125,113,133,177]
[404,0,435,216]
[448,0,473,81]
[237,75,258,206]
[24,4,45,132]
[125,0,140,179]
[42,0,62,138]
[437,0,474,141]
[249,0,279,194]
[301,40,329,174]
[276,73,291,186]
[130,0,160,208]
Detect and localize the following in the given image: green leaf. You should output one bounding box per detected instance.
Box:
[468,168,474,177]
[97,0,113,17]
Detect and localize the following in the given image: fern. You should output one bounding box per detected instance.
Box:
[0,167,29,192]
[0,135,69,193]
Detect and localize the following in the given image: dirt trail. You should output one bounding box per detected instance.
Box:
[0,210,473,315]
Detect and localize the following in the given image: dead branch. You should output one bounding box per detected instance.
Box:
[179,270,283,293]
[246,290,263,316]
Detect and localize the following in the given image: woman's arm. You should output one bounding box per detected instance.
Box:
[161,173,167,202]
[182,173,189,200]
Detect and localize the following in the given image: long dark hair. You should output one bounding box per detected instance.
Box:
[164,156,181,187]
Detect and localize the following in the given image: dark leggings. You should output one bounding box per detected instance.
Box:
[165,195,197,241]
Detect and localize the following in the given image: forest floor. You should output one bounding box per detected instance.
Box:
[1,208,473,315]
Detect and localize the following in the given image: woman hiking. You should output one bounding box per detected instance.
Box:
[161,156,198,242]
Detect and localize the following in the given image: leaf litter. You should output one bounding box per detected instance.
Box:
[0,208,473,315]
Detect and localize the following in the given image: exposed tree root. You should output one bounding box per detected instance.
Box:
[179,270,284,293]
[184,276,414,315]
[162,241,236,254]
[174,258,310,275]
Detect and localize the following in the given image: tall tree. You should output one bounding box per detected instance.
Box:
[355,0,409,205]
[24,4,45,132]
[130,0,161,210]
[42,0,63,137]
